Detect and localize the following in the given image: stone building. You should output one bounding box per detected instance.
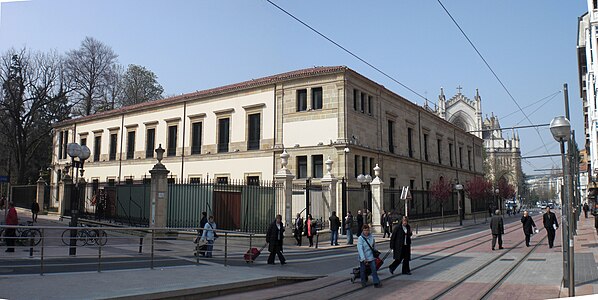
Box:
[51,66,484,227]
[436,88,523,200]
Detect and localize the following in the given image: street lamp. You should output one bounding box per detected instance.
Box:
[357,174,372,212]
[495,188,500,214]
[550,115,574,296]
[66,142,90,256]
[341,147,350,235]
[455,182,464,226]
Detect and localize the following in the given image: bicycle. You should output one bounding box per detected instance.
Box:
[82,225,108,246]
[16,221,42,246]
[61,228,90,246]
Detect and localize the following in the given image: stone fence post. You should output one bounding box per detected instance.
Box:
[321,157,338,221]
[274,150,294,228]
[149,145,169,228]
[36,175,46,214]
[370,164,384,233]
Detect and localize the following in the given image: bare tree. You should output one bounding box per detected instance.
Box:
[65,37,118,116]
[0,48,71,184]
[118,64,163,107]
[430,177,452,229]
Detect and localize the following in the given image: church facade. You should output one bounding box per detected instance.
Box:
[436,88,523,202]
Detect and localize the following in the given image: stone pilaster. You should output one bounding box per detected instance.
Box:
[321,157,338,219]
[370,164,384,233]
[36,176,45,214]
[149,145,170,228]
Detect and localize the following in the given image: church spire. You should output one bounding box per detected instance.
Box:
[438,87,446,119]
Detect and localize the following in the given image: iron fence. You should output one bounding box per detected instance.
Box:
[168,179,283,234]
[382,189,459,220]
[10,185,37,209]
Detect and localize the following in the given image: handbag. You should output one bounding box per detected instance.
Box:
[362,235,380,258]
[208,223,218,239]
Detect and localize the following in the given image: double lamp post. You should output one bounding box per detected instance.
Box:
[65,142,90,256]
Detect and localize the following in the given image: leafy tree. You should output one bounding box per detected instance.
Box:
[0,49,71,184]
[430,176,452,228]
[465,176,492,213]
[118,64,163,107]
[65,37,118,116]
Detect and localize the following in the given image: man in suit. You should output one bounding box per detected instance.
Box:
[389,216,413,275]
[490,209,504,250]
[356,210,364,237]
[543,206,559,248]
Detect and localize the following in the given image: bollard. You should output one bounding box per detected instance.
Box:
[416,224,418,235]
[473,212,476,224]
[139,237,143,253]
[224,232,228,266]
[315,232,319,249]
[430,221,433,232]
[29,234,34,257]
[40,228,45,276]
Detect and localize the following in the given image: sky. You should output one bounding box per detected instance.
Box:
[0,0,588,176]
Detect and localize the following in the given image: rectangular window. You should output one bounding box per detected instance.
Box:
[297,156,308,179]
[459,146,463,169]
[407,128,414,158]
[80,137,87,147]
[297,89,307,112]
[410,180,415,209]
[109,133,117,161]
[468,150,472,171]
[354,155,360,178]
[125,177,134,185]
[216,177,228,185]
[370,158,375,173]
[449,143,454,167]
[146,128,155,158]
[167,125,177,156]
[63,131,69,159]
[189,177,201,184]
[126,131,135,160]
[312,87,323,110]
[426,181,431,207]
[248,113,260,150]
[388,120,395,153]
[360,92,366,112]
[368,95,372,114]
[437,139,442,164]
[191,122,202,155]
[312,155,323,178]
[218,118,230,153]
[94,136,101,162]
[362,156,367,175]
[58,132,63,159]
[423,134,429,161]
[167,177,176,184]
[108,178,116,186]
[247,176,260,186]
[354,89,358,110]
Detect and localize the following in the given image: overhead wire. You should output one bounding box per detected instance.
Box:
[265,0,433,107]
[436,0,557,166]
[514,92,560,126]
[501,90,561,120]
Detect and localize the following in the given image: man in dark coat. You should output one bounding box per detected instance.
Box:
[381,210,391,238]
[490,209,504,250]
[294,213,303,246]
[31,201,40,223]
[520,210,536,247]
[266,214,286,265]
[329,211,341,246]
[356,210,364,237]
[543,207,558,248]
[388,216,412,275]
[583,203,589,218]
[195,211,208,244]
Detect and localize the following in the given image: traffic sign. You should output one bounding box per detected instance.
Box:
[0,176,9,183]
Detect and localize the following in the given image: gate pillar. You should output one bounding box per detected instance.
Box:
[321,157,337,221]
[274,150,294,228]
[149,145,170,228]
[36,173,46,214]
[370,164,384,233]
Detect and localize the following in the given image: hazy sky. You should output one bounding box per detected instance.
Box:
[0,0,587,175]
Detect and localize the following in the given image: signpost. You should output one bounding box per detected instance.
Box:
[400,186,412,217]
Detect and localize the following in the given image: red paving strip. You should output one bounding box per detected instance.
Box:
[489,283,561,300]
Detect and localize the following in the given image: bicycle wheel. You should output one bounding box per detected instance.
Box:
[61,229,71,246]
[86,229,98,246]
[77,230,90,246]
[22,230,42,246]
[96,230,107,246]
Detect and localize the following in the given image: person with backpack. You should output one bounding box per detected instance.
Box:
[200,215,217,258]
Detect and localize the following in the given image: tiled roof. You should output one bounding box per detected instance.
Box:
[56,66,347,127]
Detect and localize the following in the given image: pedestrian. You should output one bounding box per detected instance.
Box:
[329,211,341,246]
[345,211,354,245]
[304,214,317,247]
[488,206,493,218]
[583,202,589,218]
[0,195,5,209]
[365,209,372,227]
[195,211,208,243]
[356,210,364,237]
[381,210,391,238]
[5,201,18,252]
[357,224,381,288]
[592,204,598,234]
[294,213,303,246]
[490,209,504,250]
[200,215,217,258]
[31,201,40,223]
[543,206,558,249]
[266,214,286,265]
[520,210,537,247]
[389,216,413,275]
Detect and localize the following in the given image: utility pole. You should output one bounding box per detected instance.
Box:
[564,83,575,296]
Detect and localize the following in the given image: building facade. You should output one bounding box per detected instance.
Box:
[51,66,484,220]
[436,88,523,199]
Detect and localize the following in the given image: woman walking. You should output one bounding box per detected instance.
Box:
[294,213,303,246]
[520,211,537,247]
[304,214,317,247]
[389,216,412,275]
[357,224,381,288]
